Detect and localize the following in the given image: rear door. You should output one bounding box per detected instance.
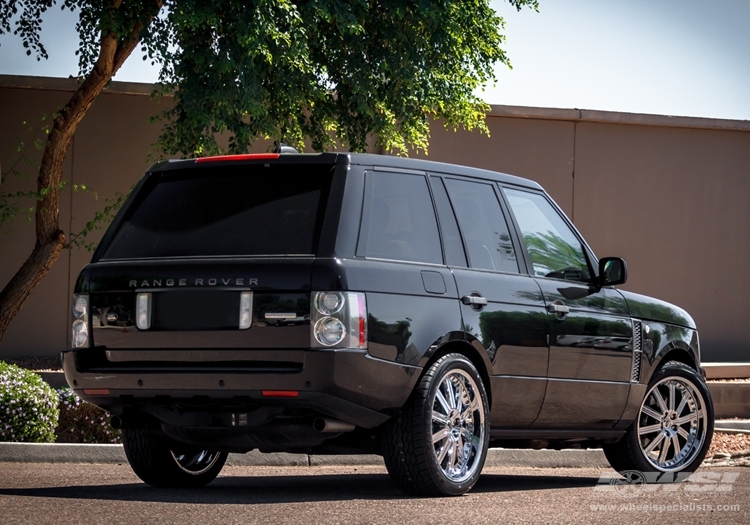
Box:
[433,175,549,428]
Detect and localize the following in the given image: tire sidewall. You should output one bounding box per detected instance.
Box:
[422,354,490,495]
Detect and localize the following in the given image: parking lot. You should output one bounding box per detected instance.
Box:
[0,463,746,524]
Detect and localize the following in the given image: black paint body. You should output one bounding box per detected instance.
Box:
[63,153,702,453]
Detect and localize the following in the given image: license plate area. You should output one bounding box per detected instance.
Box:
[152,291,242,331]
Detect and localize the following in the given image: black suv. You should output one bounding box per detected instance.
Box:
[64,153,714,496]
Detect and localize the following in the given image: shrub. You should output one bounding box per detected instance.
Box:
[0,361,59,442]
[55,388,121,444]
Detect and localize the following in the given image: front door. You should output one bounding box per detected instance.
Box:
[502,187,633,429]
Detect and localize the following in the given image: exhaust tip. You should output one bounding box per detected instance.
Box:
[313,417,356,433]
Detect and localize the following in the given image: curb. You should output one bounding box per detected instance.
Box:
[715,419,750,433]
[0,442,608,468]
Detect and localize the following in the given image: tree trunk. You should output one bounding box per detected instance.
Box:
[0,7,152,344]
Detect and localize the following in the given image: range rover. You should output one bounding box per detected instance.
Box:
[63,152,714,496]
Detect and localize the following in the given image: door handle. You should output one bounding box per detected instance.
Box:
[547,303,570,315]
[461,295,488,306]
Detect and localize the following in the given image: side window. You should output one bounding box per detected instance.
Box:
[503,188,591,282]
[430,176,468,267]
[357,171,443,265]
[444,178,519,273]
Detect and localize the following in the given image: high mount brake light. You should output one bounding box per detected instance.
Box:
[195,153,280,163]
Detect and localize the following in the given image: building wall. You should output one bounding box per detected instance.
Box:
[1,75,749,361]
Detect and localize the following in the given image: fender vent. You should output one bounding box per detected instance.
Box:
[631,320,643,383]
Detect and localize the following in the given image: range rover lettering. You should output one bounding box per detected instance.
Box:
[64,152,714,496]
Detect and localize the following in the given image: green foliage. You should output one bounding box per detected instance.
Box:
[152,0,540,156]
[0,361,59,442]
[56,388,121,443]
[1,0,540,157]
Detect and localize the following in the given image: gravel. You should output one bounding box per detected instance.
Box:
[708,432,750,458]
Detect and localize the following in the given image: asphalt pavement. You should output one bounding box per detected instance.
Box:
[0,463,747,524]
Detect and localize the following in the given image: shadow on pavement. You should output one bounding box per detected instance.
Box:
[0,473,601,503]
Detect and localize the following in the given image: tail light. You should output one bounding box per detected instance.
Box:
[310,292,367,349]
[71,294,90,348]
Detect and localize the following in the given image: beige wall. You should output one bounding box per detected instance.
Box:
[1,75,749,361]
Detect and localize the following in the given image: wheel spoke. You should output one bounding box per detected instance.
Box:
[449,440,459,470]
[675,395,688,416]
[432,410,450,426]
[436,441,450,465]
[658,435,671,464]
[432,427,451,444]
[674,411,699,426]
[644,431,666,454]
[461,396,479,421]
[671,435,682,459]
[639,423,662,435]
[456,434,465,468]
[436,389,452,415]
[641,405,663,420]
[668,383,676,412]
[677,426,691,439]
[445,379,457,410]
[652,388,668,412]
[455,377,468,411]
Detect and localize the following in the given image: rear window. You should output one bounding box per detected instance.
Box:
[101,164,334,259]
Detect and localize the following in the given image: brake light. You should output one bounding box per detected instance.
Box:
[195,153,280,163]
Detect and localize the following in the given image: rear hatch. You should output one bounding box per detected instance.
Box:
[79,155,341,369]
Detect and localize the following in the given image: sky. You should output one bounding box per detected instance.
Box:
[1,0,748,121]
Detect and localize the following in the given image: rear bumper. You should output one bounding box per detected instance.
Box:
[62,348,420,429]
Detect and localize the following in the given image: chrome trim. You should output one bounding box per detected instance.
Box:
[631,320,643,383]
[265,313,297,319]
[431,369,486,483]
[636,375,709,471]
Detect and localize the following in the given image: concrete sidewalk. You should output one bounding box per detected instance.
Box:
[1,420,746,468]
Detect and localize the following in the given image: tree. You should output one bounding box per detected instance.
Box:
[0,0,539,343]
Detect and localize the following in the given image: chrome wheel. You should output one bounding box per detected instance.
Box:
[637,375,709,471]
[170,449,223,476]
[430,369,486,483]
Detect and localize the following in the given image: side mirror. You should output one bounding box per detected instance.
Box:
[598,257,628,288]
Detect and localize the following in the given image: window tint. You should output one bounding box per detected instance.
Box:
[430,176,467,267]
[444,179,518,273]
[503,188,591,282]
[358,171,443,264]
[102,165,333,259]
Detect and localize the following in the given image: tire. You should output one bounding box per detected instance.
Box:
[122,429,228,488]
[603,361,714,481]
[382,353,489,496]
